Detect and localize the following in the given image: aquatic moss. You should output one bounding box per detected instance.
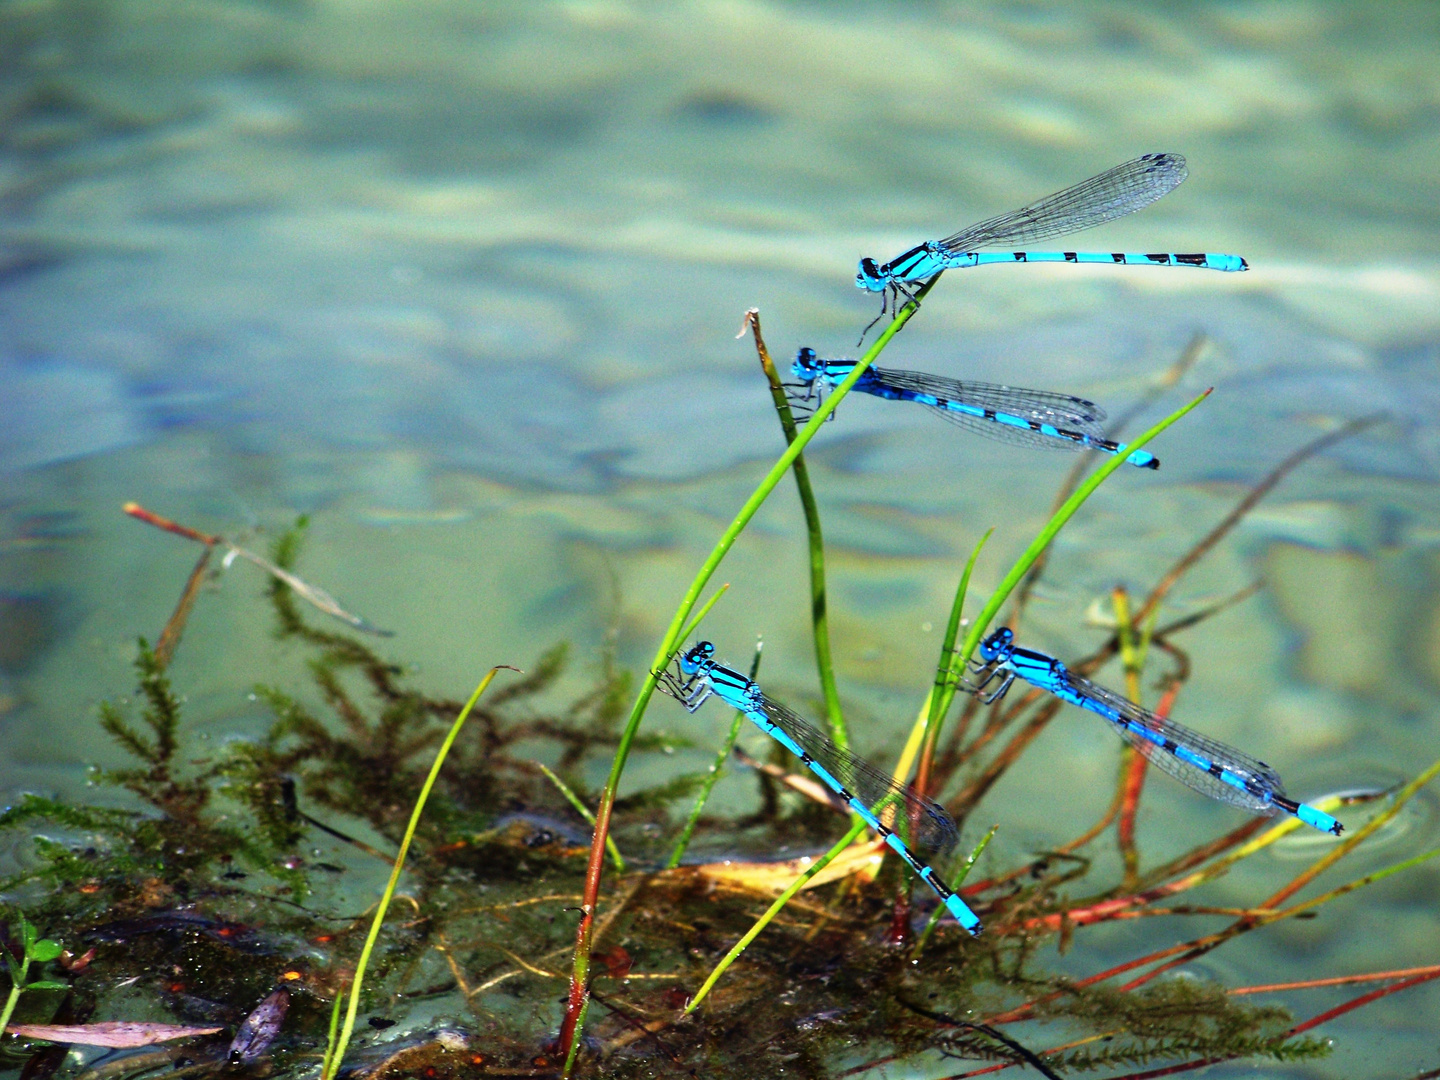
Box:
[0,516,1358,1078]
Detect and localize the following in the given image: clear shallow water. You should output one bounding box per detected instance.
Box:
[3,2,1440,1075]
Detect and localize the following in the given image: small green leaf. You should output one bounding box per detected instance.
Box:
[16,916,35,951]
[28,940,62,963]
[22,981,69,992]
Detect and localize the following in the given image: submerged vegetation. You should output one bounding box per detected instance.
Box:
[0,305,1434,1079]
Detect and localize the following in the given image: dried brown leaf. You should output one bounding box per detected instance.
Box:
[9,1021,223,1047]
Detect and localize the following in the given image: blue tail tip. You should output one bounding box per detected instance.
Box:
[1124,448,1159,470]
[1296,802,1343,836]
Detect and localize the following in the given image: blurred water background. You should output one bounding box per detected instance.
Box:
[2,2,1439,1075]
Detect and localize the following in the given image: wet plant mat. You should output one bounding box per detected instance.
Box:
[0,336,1431,1079]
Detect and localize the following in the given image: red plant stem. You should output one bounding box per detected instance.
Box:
[1130,415,1380,629]
[555,788,613,1055]
[982,940,1198,1025]
[945,966,1440,1080]
[1284,967,1440,1035]
[1114,931,1233,993]
[961,772,1129,897]
[1116,748,1147,878]
[948,694,1060,815]
[1133,816,1270,892]
[942,1061,1010,1079]
[1229,963,1440,995]
[1117,680,1178,887]
[1097,967,1440,1080]
[153,546,215,669]
[123,502,221,546]
[1119,682,1176,846]
[1013,875,1229,934]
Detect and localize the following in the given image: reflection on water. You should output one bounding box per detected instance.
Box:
[3,1,1440,1074]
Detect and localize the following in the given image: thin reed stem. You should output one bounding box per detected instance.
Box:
[956,389,1211,671]
[1131,414,1383,628]
[320,666,513,1080]
[684,819,868,1013]
[1111,586,1145,889]
[1229,963,1440,996]
[536,762,626,872]
[742,309,848,750]
[1007,333,1207,632]
[558,282,937,1068]
[916,528,993,796]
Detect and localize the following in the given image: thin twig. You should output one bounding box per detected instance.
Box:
[154,546,215,670]
[1131,414,1383,629]
[124,501,392,636]
[1008,333,1208,632]
[1229,963,1440,995]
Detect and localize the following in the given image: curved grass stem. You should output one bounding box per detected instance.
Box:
[320,666,513,1080]
[742,308,848,750]
[557,283,938,1070]
[684,819,868,1014]
[678,584,730,644]
[536,762,626,873]
[956,388,1212,671]
[916,527,994,795]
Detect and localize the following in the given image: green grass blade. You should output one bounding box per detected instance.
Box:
[684,819,868,1014]
[678,584,730,645]
[913,823,998,958]
[320,984,344,1077]
[321,666,512,1080]
[1277,845,1440,921]
[537,762,626,873]
[562,995,590,1075]
[956,389,1212,669]
[919,527,995,781]
[746,310,848,749]
[0,952,29,1039]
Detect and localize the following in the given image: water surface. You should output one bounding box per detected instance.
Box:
[3,3,1439,1075]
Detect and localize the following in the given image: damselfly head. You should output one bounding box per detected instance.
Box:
[791,347,822,382]
[855,257,885,292]
[679,641,715,675]
[979,627,1015,663]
